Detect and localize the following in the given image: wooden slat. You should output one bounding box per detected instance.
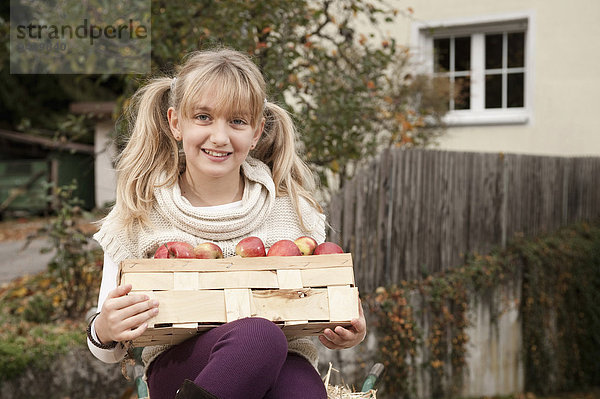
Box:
[276,269,303,289]
[133,320,357,346]
[173,272,198,290]
[282,321,352,336]
[172,322,198,329]
[224,288,252,322]
[123,272,173,291]
[139,290,226,325]
[121,253,353,273]
[251,289,329,321]
[327,286,359,322]
[301,267,354,286]
[124,268,354,291]
[137,288,357,329]
[197,270,278,289]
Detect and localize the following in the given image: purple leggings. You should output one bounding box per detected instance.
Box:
[147,317,327,399]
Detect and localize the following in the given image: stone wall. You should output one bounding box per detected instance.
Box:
[317,278,524,398]
[1,347,132,399]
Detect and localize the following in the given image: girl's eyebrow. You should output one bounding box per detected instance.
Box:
[192,106,213,113]
[192,105,251,119]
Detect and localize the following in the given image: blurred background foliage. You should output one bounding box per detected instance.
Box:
[0,0,449,186]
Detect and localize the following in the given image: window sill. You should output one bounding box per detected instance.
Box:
[444,109,530,126]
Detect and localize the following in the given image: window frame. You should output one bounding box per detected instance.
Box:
[412,11,535,126]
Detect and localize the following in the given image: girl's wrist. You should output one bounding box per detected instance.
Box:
[90,312,116,347]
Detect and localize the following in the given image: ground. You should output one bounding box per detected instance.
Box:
[0,216,98,285]
[0,216,97,241]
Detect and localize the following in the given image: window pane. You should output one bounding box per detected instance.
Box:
[455,36,471,71]
[507,73,524,107]
[434,38,450,72]
[454,76,471,110]
[507,32,525,68]
[433,76,451,112]
[485,34,503,69]
[485,74,502,108]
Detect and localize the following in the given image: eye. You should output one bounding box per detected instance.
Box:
[231,118,248,126]
[194,114,210,122]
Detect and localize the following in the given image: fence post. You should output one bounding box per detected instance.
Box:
[501,153,509,248]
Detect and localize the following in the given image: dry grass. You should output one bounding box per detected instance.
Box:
[323,363,377,399]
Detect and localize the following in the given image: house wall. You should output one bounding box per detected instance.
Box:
[382,0,600,156]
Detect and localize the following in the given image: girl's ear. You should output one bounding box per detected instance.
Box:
[252,118,265,148]
[167,107,182,141]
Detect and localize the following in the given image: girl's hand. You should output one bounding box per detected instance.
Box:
[319,298,366,349]
[94,284,159,345]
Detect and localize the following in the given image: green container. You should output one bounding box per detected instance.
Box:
[0,159,50,212]
[50,152,95,210]
[0,152,96,214]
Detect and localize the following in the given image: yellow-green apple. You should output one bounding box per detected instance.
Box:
[313,242,344,255]
[154,242,195,259]
[235,236,266,257]
[294,236,318,255]
[267,239,302,256]
[194,242,223,259]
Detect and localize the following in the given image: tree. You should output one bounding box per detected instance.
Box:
[1,0,448,187]
[150,0,448,186]
[0,1,128,140]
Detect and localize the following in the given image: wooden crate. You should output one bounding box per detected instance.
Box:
[119,253,359,346]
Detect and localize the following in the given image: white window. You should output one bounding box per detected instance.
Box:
[413,13,534,126]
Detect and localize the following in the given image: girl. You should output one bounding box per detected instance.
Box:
[87,48,366,399]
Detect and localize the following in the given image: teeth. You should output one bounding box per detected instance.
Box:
[204,149,228,157]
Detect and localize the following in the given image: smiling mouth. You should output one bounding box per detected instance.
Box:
[202,149,232,157]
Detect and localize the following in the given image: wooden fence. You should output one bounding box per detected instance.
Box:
[327,149,600,292]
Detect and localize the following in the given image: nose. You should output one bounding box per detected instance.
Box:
[209,118,230,146]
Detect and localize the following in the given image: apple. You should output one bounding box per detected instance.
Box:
[194,242,223,259]
[313,242,344,255]
[267,239,302,256]
[235,236,266,257]
[294,236,318,256]
[154,242,195,259]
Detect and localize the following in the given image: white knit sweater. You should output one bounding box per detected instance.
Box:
[92,157,326,371]
[95,157,325,264]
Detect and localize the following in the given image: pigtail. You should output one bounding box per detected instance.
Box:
[113,77,180,229]
[253,102,323,231]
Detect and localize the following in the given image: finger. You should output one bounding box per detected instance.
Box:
[105,293,153,312]
[117,298,159,321]
[333,325,355,341]
[351,315,367,334]
[116,320,150,342]
[106,284,132,300]
[319,334,341,350]
[118,306,159,333]
[323,328,347,347]
[102,297,157,338]
[108,299,158,333]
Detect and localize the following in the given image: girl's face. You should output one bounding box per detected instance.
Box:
[167,96,264,183]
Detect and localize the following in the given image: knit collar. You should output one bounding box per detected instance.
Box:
[153,157,276,241]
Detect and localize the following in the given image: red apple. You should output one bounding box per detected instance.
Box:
[294,236,318,256]
[154,242,195,259]
[235,236,266,257]
[194,242,223,259]
[267,239,302,256]
[313,242,344,255]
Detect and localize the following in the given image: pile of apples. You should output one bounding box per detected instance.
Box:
[153,236,344,259]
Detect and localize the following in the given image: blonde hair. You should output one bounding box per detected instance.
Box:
[113,48,322,230]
